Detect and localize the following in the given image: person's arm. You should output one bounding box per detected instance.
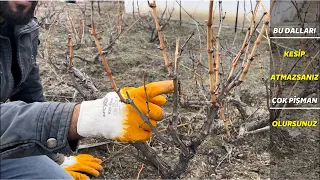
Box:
[68,104,82,141]
[8,39,81,141]
[1,80,174,160]
[0,101,81,159]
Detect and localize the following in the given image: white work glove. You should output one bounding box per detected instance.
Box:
[77,80,174,142]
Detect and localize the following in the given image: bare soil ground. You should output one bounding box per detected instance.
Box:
[35,2,318,179]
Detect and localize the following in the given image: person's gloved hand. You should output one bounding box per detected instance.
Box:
[60,154,103,180]
[77,80,174,142]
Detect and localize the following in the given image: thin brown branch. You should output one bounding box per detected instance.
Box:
[238,0,275,82]
[173,38,180,127]
[67,12,80,44]
[206,0,217,106]
[90,2,126,103]
[227,28,249,81]
[143,72,151,127]
[94,17,141,61]
[226,9,266,84]
[242,0,261,67]
[67,35,89,100]
[219,102,231,138]
[136,164,145,179]
[150,6,174,42]
[257,54,265,81]
[79,11,85,44]
[215,1,225,90]
[117,2,124,34]
[175,0,205,31]
[148,0,173,76]
[180,32,195,56]
[168,38,189,155]
[68,34,73,69]
[303,1,311,24]
[291,1,303,27]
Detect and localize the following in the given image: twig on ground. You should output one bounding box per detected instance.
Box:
[136,164,145,179]
[78,141,113,149]
[237,120,270,139]
[102,145,130,163]
[215,143,233,170]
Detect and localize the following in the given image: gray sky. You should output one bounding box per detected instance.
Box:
[125,0,270,25]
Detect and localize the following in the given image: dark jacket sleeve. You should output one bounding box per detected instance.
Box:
[8,61,72,163]
[10,63,46,103]
[0,101,78,159]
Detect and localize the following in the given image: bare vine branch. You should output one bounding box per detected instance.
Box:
[206,0,217,106]
[148,0,173,76]
[90,2,126,103]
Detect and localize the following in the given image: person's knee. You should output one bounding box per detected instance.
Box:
[1,155,73,179]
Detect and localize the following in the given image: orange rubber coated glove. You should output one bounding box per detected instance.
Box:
[60,154,103,180]
[77,80,174,142]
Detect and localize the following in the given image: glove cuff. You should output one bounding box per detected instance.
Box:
[77,92,125,139]
[77,98,104,137]
[60,156,77,168]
